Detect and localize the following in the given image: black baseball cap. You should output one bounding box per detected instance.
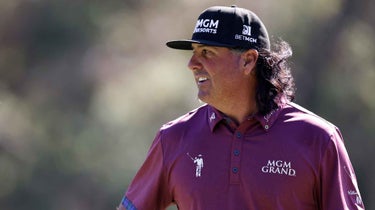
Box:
[166,5,270,50]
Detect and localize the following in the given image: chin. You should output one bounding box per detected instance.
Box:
[196,98,206,104]
[197,94,208,104]
[197,96,213,106]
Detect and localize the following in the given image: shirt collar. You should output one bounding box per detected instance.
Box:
[207,105,224,132]
[207,103,285,132]
[254,107,281,131]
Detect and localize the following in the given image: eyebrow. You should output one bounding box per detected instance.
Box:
[192,44,219,51]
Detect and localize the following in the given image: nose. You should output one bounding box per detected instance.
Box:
[187,54,201,71]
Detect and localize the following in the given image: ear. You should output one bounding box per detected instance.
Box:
[241,49,258,75]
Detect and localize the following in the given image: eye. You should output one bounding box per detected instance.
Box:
[192,46,215,57]
[201,48,211,56]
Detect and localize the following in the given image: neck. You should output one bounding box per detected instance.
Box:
[209,73,258,124]
[214,99,257,124]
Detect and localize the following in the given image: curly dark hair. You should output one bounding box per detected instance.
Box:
[255,40,296,115]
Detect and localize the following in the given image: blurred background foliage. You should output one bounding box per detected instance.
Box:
[0,0,373,209]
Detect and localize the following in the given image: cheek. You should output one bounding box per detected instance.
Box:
[216,65,242,82]
[207,56,242,82]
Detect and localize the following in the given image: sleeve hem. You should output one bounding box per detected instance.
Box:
[121,196,137,210]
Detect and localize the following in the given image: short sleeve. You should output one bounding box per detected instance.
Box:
[319,128,365,210]
[121,131,173,210]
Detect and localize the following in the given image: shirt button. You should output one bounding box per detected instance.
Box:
[233,149,240,156]
[235,131,242,138]
[265,125,269,130]
[232,167,239,173]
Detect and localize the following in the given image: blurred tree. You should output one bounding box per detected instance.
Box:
[0,0,373,209]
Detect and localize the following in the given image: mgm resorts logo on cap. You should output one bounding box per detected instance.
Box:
[166,5,270,50]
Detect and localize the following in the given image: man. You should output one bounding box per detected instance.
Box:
[118,5,365,210]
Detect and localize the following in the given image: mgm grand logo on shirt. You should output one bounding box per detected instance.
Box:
[194,19,219,34]
[261,160,296,177]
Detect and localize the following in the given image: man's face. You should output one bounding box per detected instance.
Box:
[188,44,246,107]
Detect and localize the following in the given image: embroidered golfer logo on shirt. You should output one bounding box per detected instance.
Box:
[187,153,204,177]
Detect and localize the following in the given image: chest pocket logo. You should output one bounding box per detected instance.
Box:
[187,153,204,177]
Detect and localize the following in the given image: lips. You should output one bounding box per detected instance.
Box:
[198,77,208,82]
[197,76,208,85]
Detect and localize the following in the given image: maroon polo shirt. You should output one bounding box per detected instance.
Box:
[121,102,364,210]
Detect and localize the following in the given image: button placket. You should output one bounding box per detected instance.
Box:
[230,130,243,184]
[235,131,242,138]
[233,149,240,156]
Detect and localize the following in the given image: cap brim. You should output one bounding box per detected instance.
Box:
[166,39,236,50]
[166,40,197,50]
